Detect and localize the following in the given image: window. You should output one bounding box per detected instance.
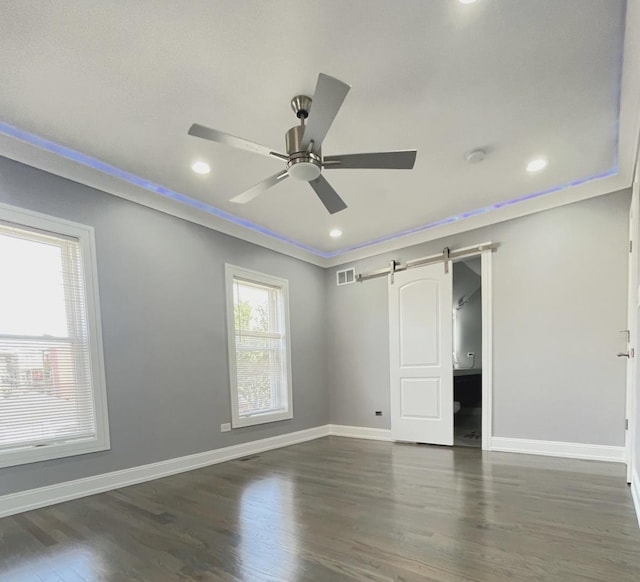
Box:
[225,265,292,428]
[0,204,109,468]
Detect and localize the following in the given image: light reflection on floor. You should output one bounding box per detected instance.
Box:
[238,475,298,581]
[1,546,102,581]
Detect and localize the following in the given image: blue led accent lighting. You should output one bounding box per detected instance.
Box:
[326,167,618,257]
[0,121,618,261]
[0,122,328,257]
[610,33,625,174]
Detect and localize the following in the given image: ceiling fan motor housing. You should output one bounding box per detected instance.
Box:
[285,124,322,181]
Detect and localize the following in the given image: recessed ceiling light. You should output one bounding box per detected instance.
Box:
[329,228,342,238]
[459,0,479,4]
[526,158,548,173]
[191,161,211,175]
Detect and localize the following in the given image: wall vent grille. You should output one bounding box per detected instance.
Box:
[336,268,356,286]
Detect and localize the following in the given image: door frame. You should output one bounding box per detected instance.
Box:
[480,248,493,451]
[452,244,493,451]
[627,184,639,483]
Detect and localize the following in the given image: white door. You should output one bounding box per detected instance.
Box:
[389,262,453,444]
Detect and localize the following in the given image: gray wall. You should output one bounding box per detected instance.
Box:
[327,190,630,447]
[0,156,329,496]
[0,153,632,498]
[453,262,482,370]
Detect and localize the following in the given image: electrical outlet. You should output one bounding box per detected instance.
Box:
[220,423,231,432]
[375,411,383,416]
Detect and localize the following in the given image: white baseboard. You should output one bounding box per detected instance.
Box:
[632,468,640,528]
[490,436,626,463]
[328,424,393,441]
[2,426,628,520]
[0,424,330,519]
[330,427,626,465]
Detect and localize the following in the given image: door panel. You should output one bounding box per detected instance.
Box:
[390,263,453,444]
[400,378,440,419]
[399,280,440,366]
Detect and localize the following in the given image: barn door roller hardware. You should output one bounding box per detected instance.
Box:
[356,242,498,283]
[389,260,398,285]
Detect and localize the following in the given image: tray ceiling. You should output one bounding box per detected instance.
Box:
[0,0,638,265]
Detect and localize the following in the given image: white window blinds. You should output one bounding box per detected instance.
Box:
[0,217,106,462]
[226,265,292,428]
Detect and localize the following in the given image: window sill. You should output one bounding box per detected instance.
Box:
[231,410,293,428]
[0,437,110,469]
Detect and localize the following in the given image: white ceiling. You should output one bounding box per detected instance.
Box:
[0,1,638,265]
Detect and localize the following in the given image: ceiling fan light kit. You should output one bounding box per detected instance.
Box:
[285,123,322,182]
[188,73,417,214]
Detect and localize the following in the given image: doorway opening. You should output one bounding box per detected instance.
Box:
[453,258,483,448]
[386,243,493,449]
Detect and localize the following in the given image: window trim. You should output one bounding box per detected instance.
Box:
[0,202,110,469]
[225,264,293,428]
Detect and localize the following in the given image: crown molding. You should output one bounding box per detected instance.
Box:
[0,130,328,267]
[323,171,630,267]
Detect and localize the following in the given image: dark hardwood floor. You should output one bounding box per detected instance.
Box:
[1,436,639,581]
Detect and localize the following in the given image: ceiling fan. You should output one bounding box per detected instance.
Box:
[188,73,417,214]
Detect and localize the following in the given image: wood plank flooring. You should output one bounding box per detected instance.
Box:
[1,437,639,581]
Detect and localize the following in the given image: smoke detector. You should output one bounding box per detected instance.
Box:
[465,149,486,164]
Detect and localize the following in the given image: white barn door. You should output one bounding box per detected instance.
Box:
[389,262,453,444]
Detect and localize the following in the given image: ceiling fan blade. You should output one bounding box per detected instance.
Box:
[308,175,347,214]
[230,170,289,204]
[301,74,350,153]
[323,150,417,170]
[188,123,287,160]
